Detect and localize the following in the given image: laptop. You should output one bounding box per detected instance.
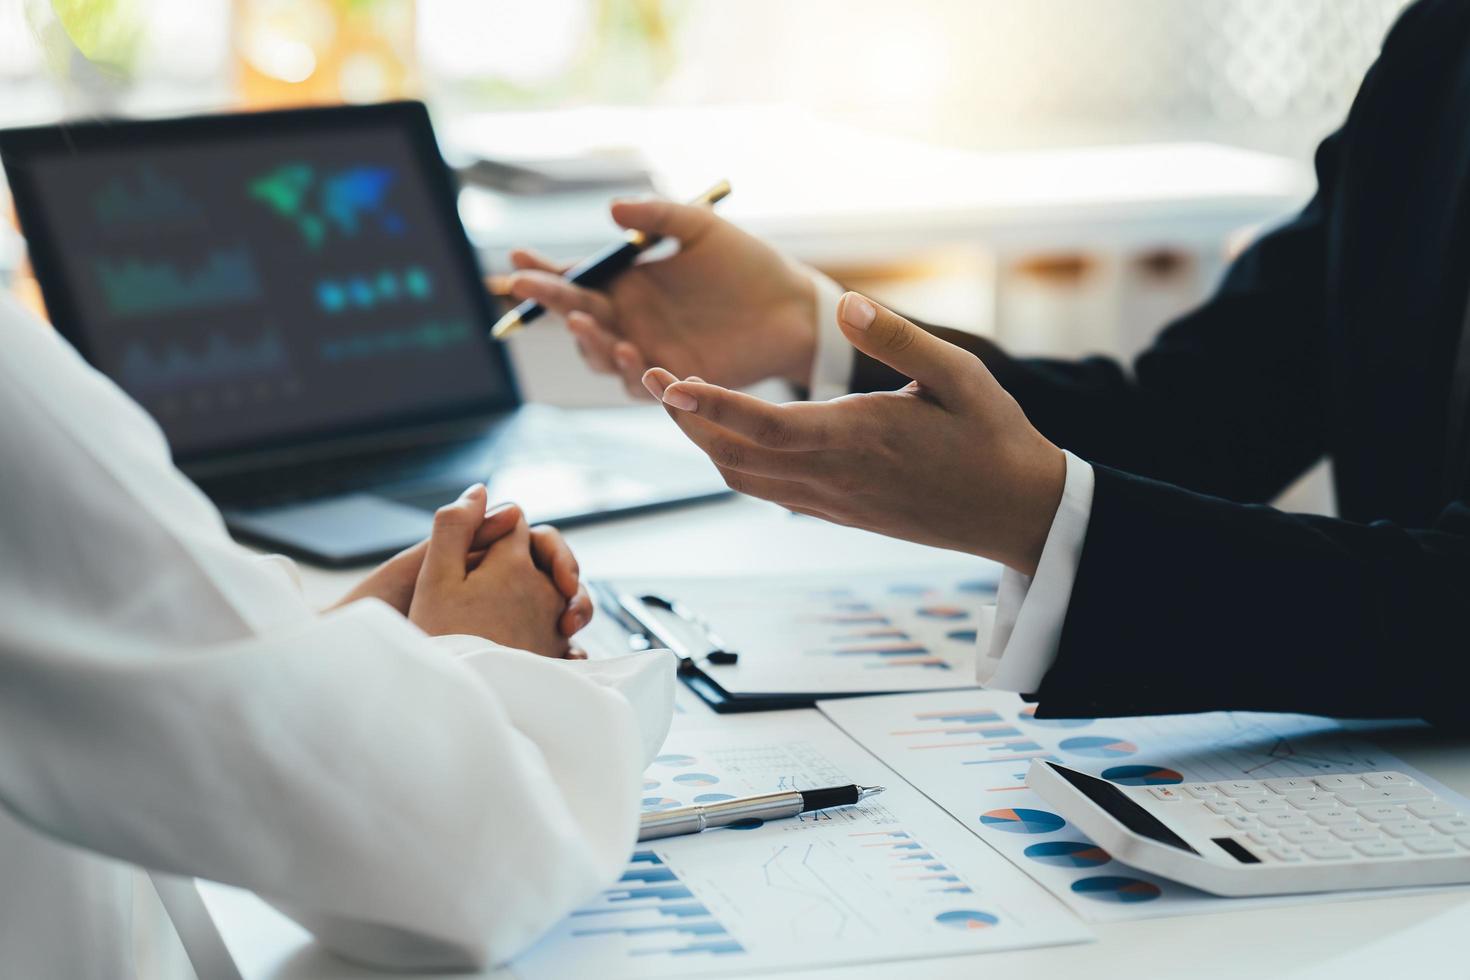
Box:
[0,102,728,566]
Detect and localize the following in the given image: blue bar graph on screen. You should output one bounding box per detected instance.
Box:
[119,331,287,393]
[95,245,262,319]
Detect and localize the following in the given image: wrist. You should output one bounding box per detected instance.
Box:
[774,264,819,387]
[1004,441,1067,578]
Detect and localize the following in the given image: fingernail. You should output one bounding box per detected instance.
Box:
[615,350,635,370]
[840,293,876,331]
[662,386,697,412]
[461,483,486,499]
[642,371,668,398]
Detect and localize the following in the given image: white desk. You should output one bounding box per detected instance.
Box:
[171,493,1470,980]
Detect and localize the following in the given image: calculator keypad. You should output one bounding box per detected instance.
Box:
[1147,772,1469,865]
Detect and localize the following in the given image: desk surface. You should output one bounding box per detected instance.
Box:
[182,494,1470,980]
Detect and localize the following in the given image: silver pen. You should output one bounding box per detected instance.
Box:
[638,784,885,841]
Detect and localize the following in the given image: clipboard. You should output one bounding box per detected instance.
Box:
[591,568,996,713]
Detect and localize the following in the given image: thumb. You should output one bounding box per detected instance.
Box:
[423,484,489,583]
[610,196,718,245]
[836,292,979,399]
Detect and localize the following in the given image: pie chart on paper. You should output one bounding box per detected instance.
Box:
[935,910,1000,930]
[980,808,1066,834]
[1023,840,1111,868]
[1059,735,1138,759]
[1071,876,1163,903]
[1101,765,1184,786]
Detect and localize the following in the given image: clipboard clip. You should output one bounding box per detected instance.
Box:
[606,589,739,672]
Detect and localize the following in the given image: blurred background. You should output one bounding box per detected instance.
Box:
[0,0,1414,514]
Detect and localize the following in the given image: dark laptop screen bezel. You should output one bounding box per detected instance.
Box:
[0,100,522,466]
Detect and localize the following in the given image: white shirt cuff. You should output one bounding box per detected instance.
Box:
[805,269,853,401]
[978,450,1096,692]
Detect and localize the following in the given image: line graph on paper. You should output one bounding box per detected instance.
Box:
[511,715,1090,980]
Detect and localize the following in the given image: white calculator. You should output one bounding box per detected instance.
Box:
[1027,760,1470,896]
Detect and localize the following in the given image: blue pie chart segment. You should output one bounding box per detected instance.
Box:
[1071,876,1163,903]
[1102,765,1184,786]
[1024,840,1111,868]
[946,628,979,643]
[980,808,1066,834]
[694,793,736,803]
[1059,735,1137,759]
[653,754,697,767]
[641,797,682,812]
[673,772,720,787]
[935,909,1000,930]
[1018,704,1092,728]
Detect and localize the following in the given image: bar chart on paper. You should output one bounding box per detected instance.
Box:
[510,714,1090,980]
[604,566,1001,696]
[819,691,1469,922]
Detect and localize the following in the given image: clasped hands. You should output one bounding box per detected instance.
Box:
[334,485,593,659]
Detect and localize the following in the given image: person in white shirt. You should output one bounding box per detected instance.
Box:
[0,290,675,977]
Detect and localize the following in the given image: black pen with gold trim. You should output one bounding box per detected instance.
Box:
[490,179,732,339]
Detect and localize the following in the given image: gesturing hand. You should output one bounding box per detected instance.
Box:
[506,197,819,398]
[643,293,1067,577]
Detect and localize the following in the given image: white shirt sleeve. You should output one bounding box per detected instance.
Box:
[0,294,675,974]
[978,450,1096,692]
[806,269,854,400]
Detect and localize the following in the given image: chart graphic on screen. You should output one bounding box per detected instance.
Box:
[510,714,1089,979]
[20,115,510,458]
[95,246,262,319]
[317,319,473,362]
[819,691,1466,923]
[120,330,288,393]
[316,266,432,313]
[93,167,202,228]
[248,162,406,250]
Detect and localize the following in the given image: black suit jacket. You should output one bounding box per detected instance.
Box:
[851,0,1470,727]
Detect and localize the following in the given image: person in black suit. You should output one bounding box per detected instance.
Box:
[505,0,1470,727]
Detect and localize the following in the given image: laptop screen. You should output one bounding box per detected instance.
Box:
[1,103,517,461]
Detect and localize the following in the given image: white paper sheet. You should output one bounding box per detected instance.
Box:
[603,566,998,695]
[819,691,1470,922]
[510,712,1090,979]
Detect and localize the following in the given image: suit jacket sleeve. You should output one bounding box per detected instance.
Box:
[1033,465,1470,729]
[851,125,1338,504]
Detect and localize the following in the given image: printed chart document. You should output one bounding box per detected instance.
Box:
[510,712,1090,979]
[820,691,1470,922]
[605,566,998,695]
